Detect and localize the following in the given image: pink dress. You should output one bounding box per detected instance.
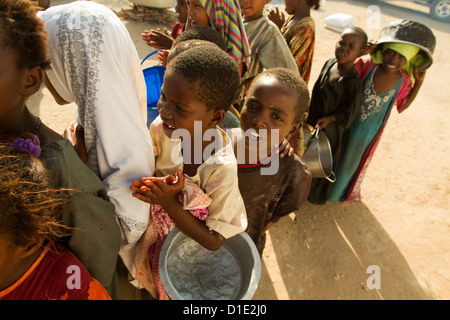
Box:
[135,178,211,300]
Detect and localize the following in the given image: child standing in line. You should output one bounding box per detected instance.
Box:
[0,140,111,300]
[169,35,241,129]
[133,39,227,299]
[237,0,298,108]
[130,45,247,299]
[328,20,433,202]
[155,27,240,129]
[141,0,189,50]
[306,26,368,205]
[0,0,120,295]
[186,0,251,76]
[228,68,312,255]
[269,0,320,158]
[268,0,320,85]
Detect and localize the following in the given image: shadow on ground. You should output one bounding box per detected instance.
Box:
[254,201,431,300]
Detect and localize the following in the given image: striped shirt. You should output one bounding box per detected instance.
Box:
[281,16,315,84]
[243,15,298,82]
[198,0,251,69]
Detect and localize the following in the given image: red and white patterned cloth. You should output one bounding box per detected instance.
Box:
[135,178,211,299]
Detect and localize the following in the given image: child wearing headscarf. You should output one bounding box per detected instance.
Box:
[186,0,251,75]
[328,20,435,202]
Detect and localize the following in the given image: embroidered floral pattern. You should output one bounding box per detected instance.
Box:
[360,68,397,122]
[56,10,107,174]
[117,215,148,245]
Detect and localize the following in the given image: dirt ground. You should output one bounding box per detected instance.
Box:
[29,0,449,300]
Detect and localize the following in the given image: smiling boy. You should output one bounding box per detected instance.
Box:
[229,68,312,255]
[131,45,247,253]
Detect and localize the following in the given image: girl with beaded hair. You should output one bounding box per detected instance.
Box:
[0,137,111,300]
[0,0,120,296]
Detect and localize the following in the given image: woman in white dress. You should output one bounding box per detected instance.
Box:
[38,1,155,299]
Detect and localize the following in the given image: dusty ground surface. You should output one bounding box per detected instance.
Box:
[30,0,449,300]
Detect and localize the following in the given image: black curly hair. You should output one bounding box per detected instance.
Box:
[172,25,227,51]
[168,39,224,65]
[308,0,321,10]
[344,25,368,50]
[251,68,310,123]
[0,0,50,70]
[166,45,240,112]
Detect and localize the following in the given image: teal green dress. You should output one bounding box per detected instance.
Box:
[328,66,402,201]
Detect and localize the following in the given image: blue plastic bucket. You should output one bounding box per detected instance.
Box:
[141,51,166,127]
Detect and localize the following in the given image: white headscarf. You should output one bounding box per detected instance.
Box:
[38,1,155,279]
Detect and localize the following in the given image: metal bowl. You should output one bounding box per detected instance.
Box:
[372,20,436,72]
[159,227,261,300]
[302,126,335,182]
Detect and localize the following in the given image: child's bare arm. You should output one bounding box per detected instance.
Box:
[161,196,224,251]
[278,138,294,158]
[157,49,169,67]
[131,170,224,251]
[63,122,88,164]
[141,28,173,50]
[363,40,377,55]
[262,221,274,233]
[317,115,337,129]
[268,6,285,30]
[403,69,426,110]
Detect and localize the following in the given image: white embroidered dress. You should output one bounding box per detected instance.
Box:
[38,1,155,280]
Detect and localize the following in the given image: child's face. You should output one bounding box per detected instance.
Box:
[335,31,364,65]
[284,0,299,15]
[381,48,407,73]
[176,0,189,24]
[187,0,210,27]
[239,0,270,22]
[157,71,219,139]
[0,44,28,129]
[240,75,300,154]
